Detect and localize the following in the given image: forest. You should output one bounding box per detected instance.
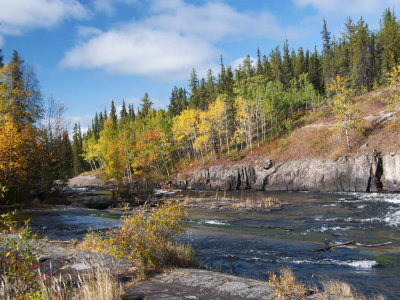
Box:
[1,8,400,201]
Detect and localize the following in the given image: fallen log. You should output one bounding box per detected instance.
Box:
[311,240,392,252]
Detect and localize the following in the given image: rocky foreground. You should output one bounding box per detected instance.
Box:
[175,150,400,193]
[2,238,350,300]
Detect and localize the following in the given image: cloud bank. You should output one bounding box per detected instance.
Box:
[61,0,297,79]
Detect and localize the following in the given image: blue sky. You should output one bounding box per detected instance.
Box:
[0,0,398,130]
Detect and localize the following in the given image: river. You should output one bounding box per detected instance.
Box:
[16,190,400,299]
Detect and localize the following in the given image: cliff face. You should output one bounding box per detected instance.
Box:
[175,150,400,193]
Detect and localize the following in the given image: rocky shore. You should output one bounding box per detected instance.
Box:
[174,150,400,193]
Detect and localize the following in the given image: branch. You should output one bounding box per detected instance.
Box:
[311,240,392,252]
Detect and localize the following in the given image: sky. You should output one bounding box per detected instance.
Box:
[0,0,398,131]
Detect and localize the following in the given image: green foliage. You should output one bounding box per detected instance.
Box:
[79,202,195,275]
[0,211,41,298]
[329,75,363,151]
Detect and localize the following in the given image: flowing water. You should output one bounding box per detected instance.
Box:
[16,191,400,299]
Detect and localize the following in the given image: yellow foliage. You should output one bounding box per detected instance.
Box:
[0,115,36,189]
[105,202,190,273]
[385,64,400,110]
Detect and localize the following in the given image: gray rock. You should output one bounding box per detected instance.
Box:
[177,150,390,192]
[125,268,274,300]
[382,154,400,191]
[263,160,274,170]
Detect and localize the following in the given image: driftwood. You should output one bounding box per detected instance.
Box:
[311,240,392,252]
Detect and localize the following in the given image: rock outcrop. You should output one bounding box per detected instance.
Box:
[175,150,400,192]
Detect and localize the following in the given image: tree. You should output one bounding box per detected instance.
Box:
[384,64,400,111]
[110,100,117,125]
[72,123,86,176]
[329,75,362,151]
[377,9,400,80]
[0,49,3,68]
[140,92,153,117]
[120,100,128,120]
[0,115,35,191]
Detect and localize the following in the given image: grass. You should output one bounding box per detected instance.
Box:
[1,265,123,300]
[268,267,387,300]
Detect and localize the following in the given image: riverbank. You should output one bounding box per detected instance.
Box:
[0,236,357,299]
[174,149,400,193]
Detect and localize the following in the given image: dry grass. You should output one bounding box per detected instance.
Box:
[74,266,123,300]
[268,267,309,299]
[320,279,354,298]
[1,266,123,300]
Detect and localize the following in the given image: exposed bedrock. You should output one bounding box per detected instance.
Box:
[175,150,400,192]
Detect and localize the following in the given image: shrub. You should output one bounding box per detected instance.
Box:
[268,267,308,299]
[105,201,191,274]
[0,211,40,299]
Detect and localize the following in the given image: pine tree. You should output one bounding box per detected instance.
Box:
[0,49,3,68]
[281,40,293,88]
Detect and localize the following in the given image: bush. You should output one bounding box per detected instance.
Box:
[0,211,40,299]
[105,201,193,275]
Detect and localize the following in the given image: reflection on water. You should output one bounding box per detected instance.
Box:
[16,191,400,299]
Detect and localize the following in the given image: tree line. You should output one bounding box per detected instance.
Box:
[0,50,86,202]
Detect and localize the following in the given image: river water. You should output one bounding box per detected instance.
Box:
[16,191,400,299]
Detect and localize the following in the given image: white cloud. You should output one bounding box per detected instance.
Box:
[230,56,257,72]
[0,0,87,36]
[61,0,298,79]
[293,0,398,15]
[91,0,137,15]
[68,114,93,126]
[61,27,216,77]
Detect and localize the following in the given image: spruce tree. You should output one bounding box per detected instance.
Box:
[110,100,117,125]
[60,130,73,180]
[120,100,128,120]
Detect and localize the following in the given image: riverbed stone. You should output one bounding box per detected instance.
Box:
[125,268,275,300]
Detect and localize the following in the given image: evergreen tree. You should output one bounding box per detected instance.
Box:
[188,68,200,108]
[270,46,282,83]
[99,112,105,131]
[110,100,117,125]
[256,48,263,75]
[350,17,372,90]
[0,49,3,68]
[168,86,181,117]
[309,46,323,94]
[120,100,128,120]
[377,8,400,81]
[262,54,272,82]
[294,46,306,77]
[128,104,136,121]
[140,92,153,116]
[60,130,73,180]
[72,123,85,176]
[281,40,293,88]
